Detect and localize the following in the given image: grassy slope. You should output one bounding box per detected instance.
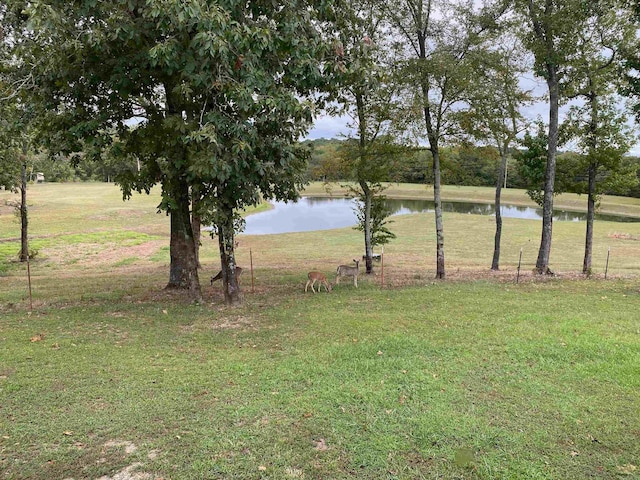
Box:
[1,182,639,479]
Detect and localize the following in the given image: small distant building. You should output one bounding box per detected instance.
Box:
[35,172,45,183]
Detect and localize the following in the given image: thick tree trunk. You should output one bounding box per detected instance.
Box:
[166,177,202,301]
[191,194,202,269]
[535,73,559,274]
[492,151,508,270]
[19,158,28,262]
[164,81,201,300]
[217,208,242,305]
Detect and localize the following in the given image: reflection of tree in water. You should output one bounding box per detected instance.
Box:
[304,197,355,207]
[303,197,639,223]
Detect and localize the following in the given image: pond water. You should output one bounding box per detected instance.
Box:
[242,196,640,235]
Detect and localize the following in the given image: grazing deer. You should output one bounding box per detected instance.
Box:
[210,266,243,285]
[305,271,332,293]
[336,259,360,288]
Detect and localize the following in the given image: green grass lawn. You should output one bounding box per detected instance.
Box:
[1,182,640,479]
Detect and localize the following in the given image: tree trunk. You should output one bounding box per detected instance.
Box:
[217,207,242,305]
[164,81,201,300]
[166,176,202,301]
[191,194,202,269]
[360,181,373,275]
[355,91,373,275]
[492,151,508,270]
[535,72,559,274]
[19,157,28,262]
[418,31,445,280]
[432,146,445,279]
[583,162,597,276]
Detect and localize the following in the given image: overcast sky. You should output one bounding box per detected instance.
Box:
[305,76,640,156]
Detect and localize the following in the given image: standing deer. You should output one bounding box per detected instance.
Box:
[210,266,243,285]
[336,259,360,288]
[305,271,332,293]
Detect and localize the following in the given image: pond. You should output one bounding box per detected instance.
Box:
[242,196,640,235]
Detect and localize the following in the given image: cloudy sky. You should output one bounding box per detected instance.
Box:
[305,75,640,156]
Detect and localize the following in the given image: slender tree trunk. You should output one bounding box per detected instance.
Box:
[217,206,242,305]
[535,72,559,274]
[166,176,202,301]
[418,31,445,280]
[492,150,508,270]
[432,145,445,279]
[355,91,374,275]
[19,156,28,262]
[360,180,373,274]
[583,162,597,275]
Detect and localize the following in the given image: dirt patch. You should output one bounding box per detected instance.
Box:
[211,315,255,330]
[103,440,138,455]
[95,463,151,480]
[88,440,160,480]
[609,232,639,241]
[81,240,165,266]
[44,240,165,267]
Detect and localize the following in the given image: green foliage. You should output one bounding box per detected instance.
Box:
[441,145,500,187]
[516,124,549,206]
[353,194,396,248]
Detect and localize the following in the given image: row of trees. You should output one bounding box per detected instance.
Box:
[312,0,640,277]
[3,0,640,303]
[306,138,640,196]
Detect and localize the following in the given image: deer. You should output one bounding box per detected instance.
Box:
[210,266,243,285]
[336,259,360,288]
[305,271,332,293]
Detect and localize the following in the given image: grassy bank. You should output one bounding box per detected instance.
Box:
[1,182,640,479]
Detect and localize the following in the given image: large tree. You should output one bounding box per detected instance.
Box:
[8,0,338,303]
[333,0,405,274]
[515,0,591,274]
[384,0,503,279]
[461,37,532,270]
[0,13,33,263]
[561,1,636,275]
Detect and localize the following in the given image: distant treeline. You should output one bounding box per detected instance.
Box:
[302,138,640,198]
[29,138,640,199]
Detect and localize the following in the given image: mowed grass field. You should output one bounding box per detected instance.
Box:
[1,182,640,479]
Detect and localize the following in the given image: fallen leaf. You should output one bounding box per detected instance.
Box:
[570,451,579,457]
[314,438,328,451]
[258,465,267,471]
[30,334,44,342]
[377,351,383,355]
[63,431,73,436]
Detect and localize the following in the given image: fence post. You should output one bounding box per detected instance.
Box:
[380,246,384,289]
[250,248,255,293]
[516,248,522,284]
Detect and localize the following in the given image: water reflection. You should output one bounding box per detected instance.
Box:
[242,196,639,235]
